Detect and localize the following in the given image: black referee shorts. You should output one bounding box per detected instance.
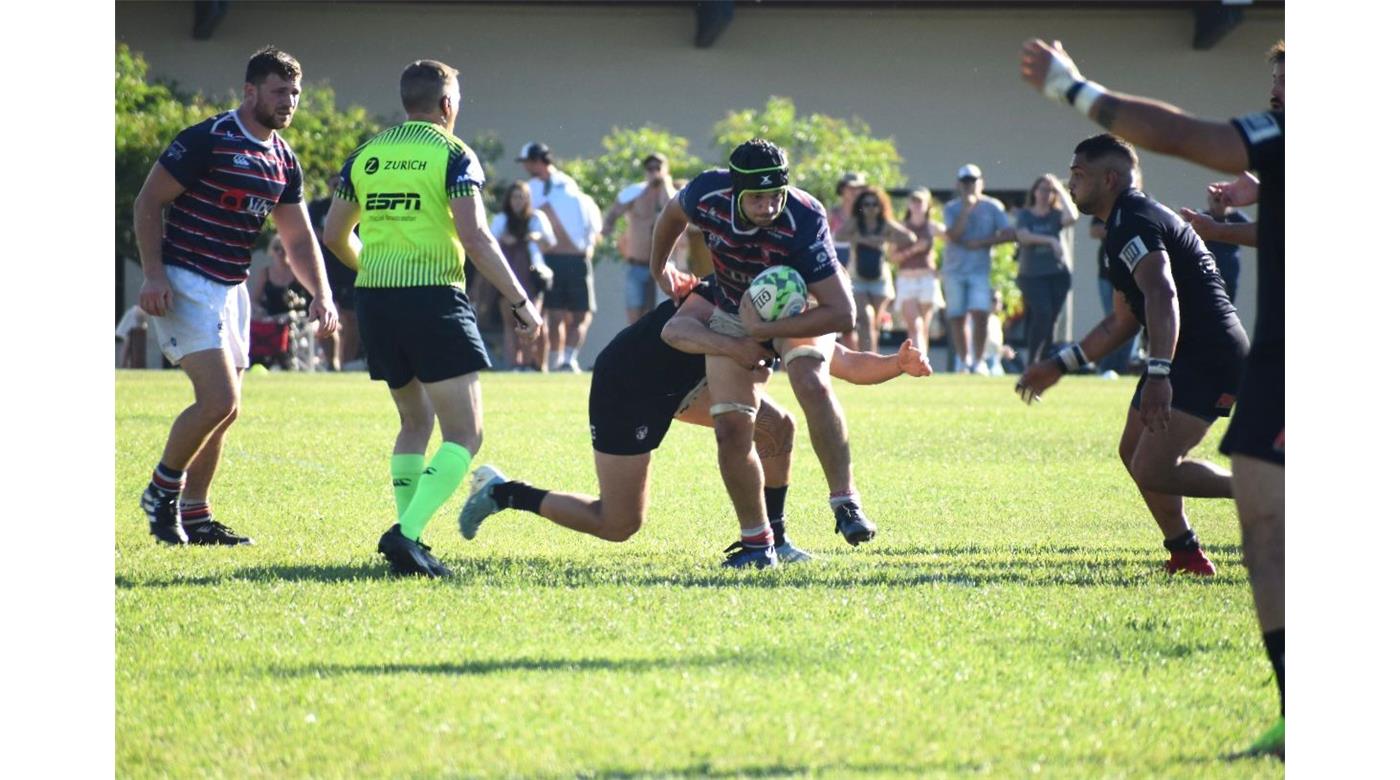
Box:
[356,286,491,389]
[1220,352,1284,465]
[1131,328,1248,422]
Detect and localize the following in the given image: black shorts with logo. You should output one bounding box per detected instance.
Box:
[1219,352,1284,465]
[1131,324,1248,422]
[588,354,699,457]
[542,254,596,313]
[356,285,490,389]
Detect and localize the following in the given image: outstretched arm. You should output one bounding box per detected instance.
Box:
[1020,38,1250,174]
[829,338,932,385]
[660,291,772,370]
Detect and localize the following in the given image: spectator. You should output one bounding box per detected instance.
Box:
[670,178,714,278]
[829,172,866,350]
[892,187,946,351]
[602,153,677,323]
[249,234,317,370]
[983,289,1016,376]
[835,185,916,352]
[518,141,603,372]
[1182,189,1252,303]
[308,173,357,369]
[1090,217,1139,376]
[491,180,557,370]
[942,163,1017,374]
[1014,173,1079,365]
[115,305,150,368]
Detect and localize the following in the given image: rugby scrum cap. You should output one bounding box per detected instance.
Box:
[837,171,867,192]
[729,139,789,200]
[957,163,983,180]
[517,142,551,162]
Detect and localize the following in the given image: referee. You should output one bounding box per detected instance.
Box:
[324,59,542,578]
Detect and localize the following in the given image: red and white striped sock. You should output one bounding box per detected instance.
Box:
[150,463,185,497]
[180,501,211,525]
[740,522,773,549]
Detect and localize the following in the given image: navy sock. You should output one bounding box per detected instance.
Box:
[1263,628,1284,715]
[765,486,789,546]
[491,481,547,515]
[1163,529,1199,552]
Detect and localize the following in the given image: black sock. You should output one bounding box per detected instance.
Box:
[490,481,547,515]
[1163,529,1200,552]
[1263,628,1284,715]
[765,485,789,546]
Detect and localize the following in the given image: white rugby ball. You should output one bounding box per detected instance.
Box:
[747,265,808,321]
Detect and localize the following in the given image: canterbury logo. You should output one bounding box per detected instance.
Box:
[392,478,411,487]
[423,467,436,475]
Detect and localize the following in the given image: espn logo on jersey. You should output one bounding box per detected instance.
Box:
[366,192,422,211]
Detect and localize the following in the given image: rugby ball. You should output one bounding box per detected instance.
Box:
[747,266,807,321]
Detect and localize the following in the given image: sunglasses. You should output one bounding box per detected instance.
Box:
[645,166,662,173]
[860,201,880,208]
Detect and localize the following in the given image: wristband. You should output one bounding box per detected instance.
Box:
[1146,358,1172,377]
[510,299,527,309]
[1064,79,1106,116]
[1053,343,1088,373]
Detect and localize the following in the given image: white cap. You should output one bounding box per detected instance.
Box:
[957,163,983,180]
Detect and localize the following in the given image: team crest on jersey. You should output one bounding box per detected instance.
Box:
[634,426,648,441]
[1238,112,1281,144]
[233,154,252,168]
[1119,236,1148,271]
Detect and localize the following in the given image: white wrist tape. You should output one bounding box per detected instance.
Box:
[1054,343,1088,373]
[1042,47,1084,102]
[1066,80,1106,117]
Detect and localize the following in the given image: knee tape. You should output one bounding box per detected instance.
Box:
[782,345,828,365]
[709,402,757,418]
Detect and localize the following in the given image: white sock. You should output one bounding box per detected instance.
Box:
[562,347,577,365]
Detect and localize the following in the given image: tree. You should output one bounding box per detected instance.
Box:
[711,96,905,208]
[558,125,706,259]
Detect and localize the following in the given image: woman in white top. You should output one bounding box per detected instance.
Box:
[491,181,556,370]
[891,187,946,352]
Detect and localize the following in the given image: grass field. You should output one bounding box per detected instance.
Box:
[116,369,1283,778]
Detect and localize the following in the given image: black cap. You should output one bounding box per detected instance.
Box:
[516,142,551,162]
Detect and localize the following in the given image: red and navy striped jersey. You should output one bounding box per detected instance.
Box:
[678,169,838,313]
[158,111,304,285]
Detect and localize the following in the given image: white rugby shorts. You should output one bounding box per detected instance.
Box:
[150,265,251,368]
[895,269,941,307]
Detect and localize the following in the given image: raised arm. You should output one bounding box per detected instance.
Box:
[1020,38,1250,174]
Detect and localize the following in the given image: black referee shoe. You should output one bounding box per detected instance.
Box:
[377,524,450,578]
[140,485,187,545]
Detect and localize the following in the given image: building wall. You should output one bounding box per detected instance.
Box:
[117,1,1282,365]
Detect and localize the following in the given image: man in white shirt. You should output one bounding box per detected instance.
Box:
[518,142,603,372]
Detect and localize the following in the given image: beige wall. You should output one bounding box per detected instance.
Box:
[117,1,1282,363]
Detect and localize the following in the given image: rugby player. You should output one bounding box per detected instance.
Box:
[1020,38,1285,756]
[134,47,338,546]
[647,139,872,568]
[1016,134,1247,578]
[458,278,931,559]
[322,60,542,578]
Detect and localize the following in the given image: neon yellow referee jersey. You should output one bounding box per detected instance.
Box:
[335,120,484,288]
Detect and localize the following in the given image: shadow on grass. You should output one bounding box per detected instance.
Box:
[272,651,759,679]
[117,544,1239,591]
[562,761,935,778]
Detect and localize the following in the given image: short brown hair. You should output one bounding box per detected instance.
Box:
[246,46,301,85]
[400,59,459,114]
[1267,40,1285,65]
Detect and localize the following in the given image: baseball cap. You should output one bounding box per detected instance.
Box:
[837,172,868,192]
[643,152,668,167]
[957,163,983,181]
[516,142,551,162]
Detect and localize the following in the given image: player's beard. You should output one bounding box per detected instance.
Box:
[256,100,294,130]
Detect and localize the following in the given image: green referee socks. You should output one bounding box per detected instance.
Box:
[390,453,427,520]
[397,442,472,541]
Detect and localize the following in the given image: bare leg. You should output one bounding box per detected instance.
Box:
[388,380,435,455]
[160,349,241,472]
[1233,455,1284,632]
[853,291,874,352]
[1130,410,1233,498]
[968,309,990,367]
[182,368,245,503]
[706,354,767,532]
[948,314,968,369]
[1117,409,1228,540]
[900,299,926,351]
[536,451,650,541]
[785,353,854,495]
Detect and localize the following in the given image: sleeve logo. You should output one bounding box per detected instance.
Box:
[166,141,186,161]
[1238,112,1281,144]
[1118,235,1148,271]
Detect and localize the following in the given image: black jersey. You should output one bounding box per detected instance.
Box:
[1103,189,1244,359]
[1230,111,1284,361]
[592,279,718,405]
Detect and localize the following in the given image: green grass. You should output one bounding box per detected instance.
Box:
[116,370,1282,779]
